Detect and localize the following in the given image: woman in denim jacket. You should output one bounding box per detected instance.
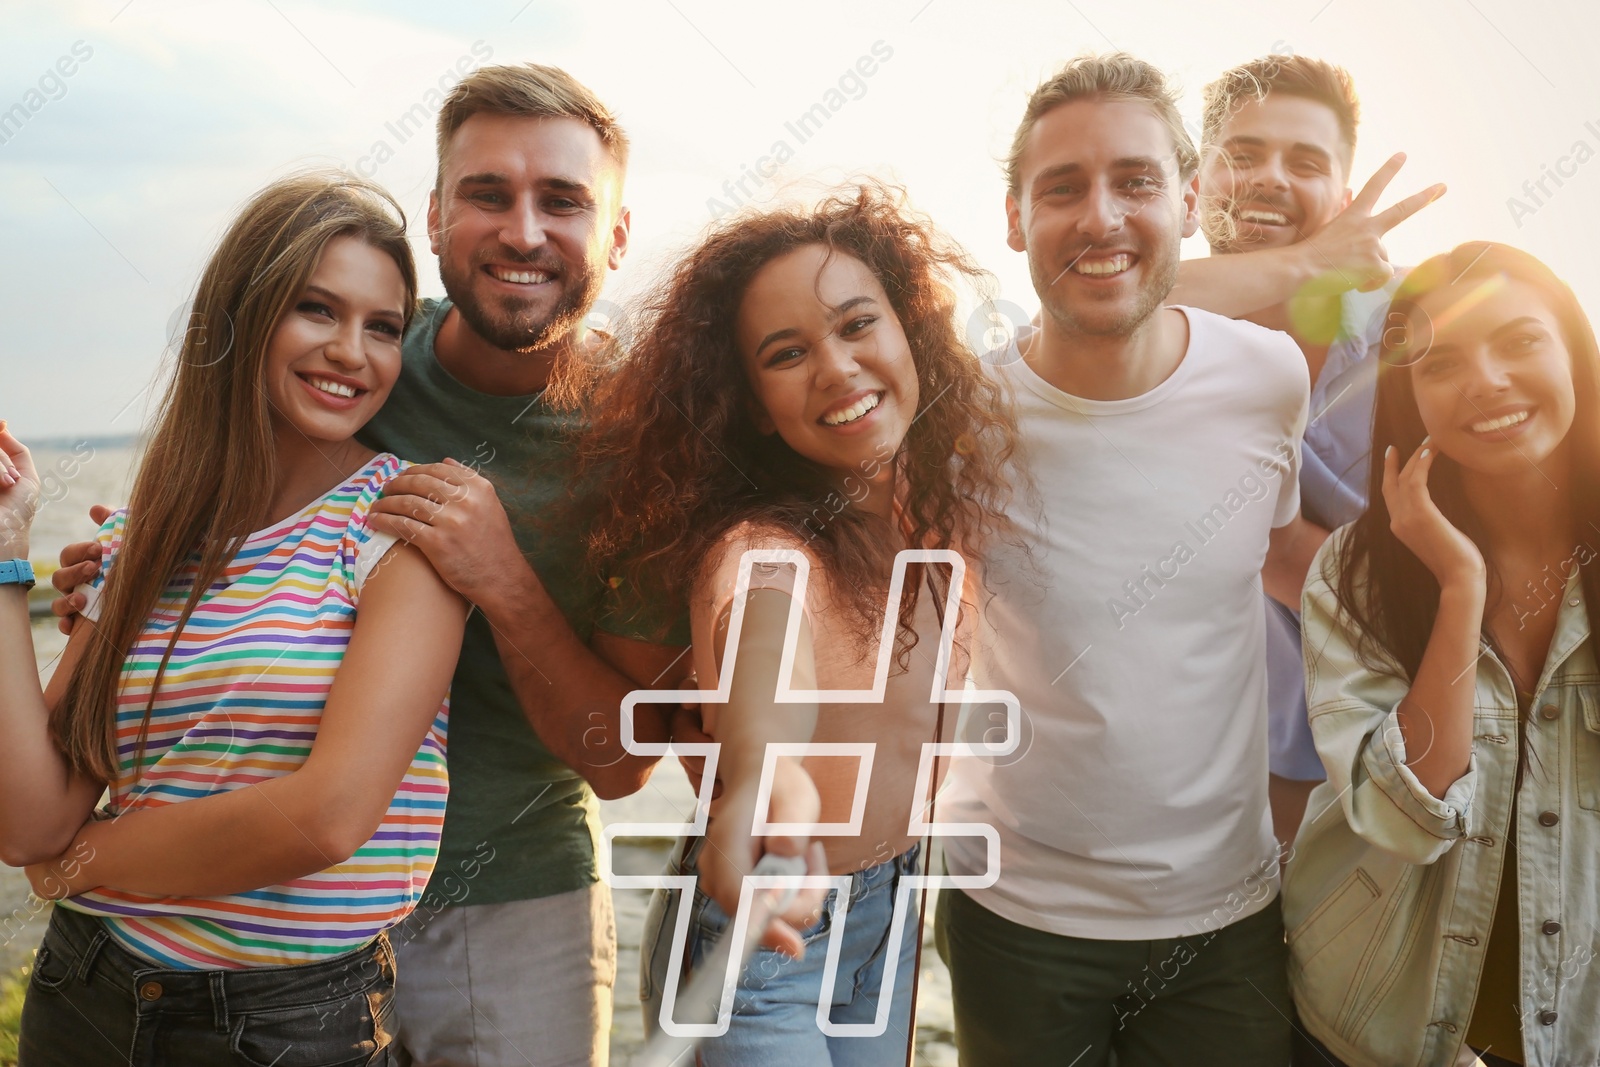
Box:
[1285,242,1600,1067]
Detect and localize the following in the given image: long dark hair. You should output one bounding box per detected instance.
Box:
[54,170,417,784]
[578,182,1018,649]
[1329,242,1600,685]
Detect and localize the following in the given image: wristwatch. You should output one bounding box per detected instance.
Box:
[0,560,36,589]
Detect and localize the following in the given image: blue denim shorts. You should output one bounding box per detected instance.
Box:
[18,904,397,1066]
[641,838,925,1067]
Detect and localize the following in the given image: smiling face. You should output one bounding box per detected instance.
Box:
[428,113,628,353]
[1006,97,1198,339]
[1201,93,1349,253]
[263,234,407,445]
[735,244,918,486]
[1405,277,1578,479]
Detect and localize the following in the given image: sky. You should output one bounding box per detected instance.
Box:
[3,0,1598,442]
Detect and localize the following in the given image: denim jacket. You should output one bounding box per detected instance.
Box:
[1284,529,1600,1067]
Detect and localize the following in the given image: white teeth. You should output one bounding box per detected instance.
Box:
[308,377,358,399]
[1239,208,1290,225]
[1470,410,1530,433]
[492,267,551,284]
[1071,254,1132,276]
[822,392,881,426]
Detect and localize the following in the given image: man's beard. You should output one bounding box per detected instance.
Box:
[439,252,602,353]
[1034,241,1179,339]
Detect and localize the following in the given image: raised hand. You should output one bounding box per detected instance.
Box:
[1304,153,1446,293]
[366,458,525,608]
[51,505,113,635]
[1381,438,1484,588]
[0,421,42,559]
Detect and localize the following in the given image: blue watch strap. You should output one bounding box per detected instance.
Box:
[0,560,36,589]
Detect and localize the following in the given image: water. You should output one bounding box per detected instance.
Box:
[12,438,960,1063]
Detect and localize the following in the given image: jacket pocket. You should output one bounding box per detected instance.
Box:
[1287,867,1380,965]
[1577,688,1600,812]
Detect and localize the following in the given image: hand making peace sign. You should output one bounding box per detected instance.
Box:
[1306,152,1447,292]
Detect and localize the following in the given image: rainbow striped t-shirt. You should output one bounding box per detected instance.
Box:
[61,453,450,969]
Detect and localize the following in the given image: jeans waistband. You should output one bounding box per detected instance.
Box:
[46,904,393,1019]
[676,838,923,898]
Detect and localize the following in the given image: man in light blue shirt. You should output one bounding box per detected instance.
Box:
[1170,54,1443,848]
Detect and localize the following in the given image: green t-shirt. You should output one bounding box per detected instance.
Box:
[357,297,678,906]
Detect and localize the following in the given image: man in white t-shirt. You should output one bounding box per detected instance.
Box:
[936,53,1314,1066]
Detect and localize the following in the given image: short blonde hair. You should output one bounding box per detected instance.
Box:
[435,63,629,188]
[1006,53,1198,195]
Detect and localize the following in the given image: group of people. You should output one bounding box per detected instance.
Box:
[0,46,1592,1067]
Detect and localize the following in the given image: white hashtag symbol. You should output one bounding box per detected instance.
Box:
[601,547,1020,1038]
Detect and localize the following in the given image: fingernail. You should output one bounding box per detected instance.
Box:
[1420,448,1431,458]
[1385,446,1394,458]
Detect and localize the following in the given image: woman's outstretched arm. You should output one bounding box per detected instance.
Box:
[0,424,103,866]
[31,541,468,898]
[696,585,829,958]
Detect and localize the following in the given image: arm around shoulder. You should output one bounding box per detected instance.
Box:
[1171,244,1318,319]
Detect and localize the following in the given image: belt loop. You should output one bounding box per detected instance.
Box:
[377,931,395,978]
[74,929,109,985]
[209,971,228,1033]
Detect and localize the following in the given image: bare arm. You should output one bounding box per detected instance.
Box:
[1262,514,1330,610]
[1381,443,1486,798]
[0,425,103,865]
[1171,243,1319,319]
[481,569,687,798]
[0,595,104,865]
[697,587,828,957]
[1394,581,1485,798]
[34,543,468,898]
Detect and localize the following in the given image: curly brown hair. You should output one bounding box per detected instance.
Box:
[578,182,1019,646]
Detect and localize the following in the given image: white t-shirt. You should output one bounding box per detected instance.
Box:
[943,307,1310,940]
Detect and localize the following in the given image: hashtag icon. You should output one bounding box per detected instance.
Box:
[600,547,1020,1039]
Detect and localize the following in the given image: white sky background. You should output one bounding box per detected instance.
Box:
[3,0,1598,441]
